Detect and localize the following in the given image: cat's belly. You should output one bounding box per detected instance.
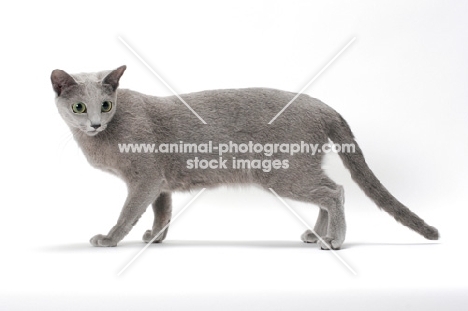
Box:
[161,152,319,192]
[162,160,254,191]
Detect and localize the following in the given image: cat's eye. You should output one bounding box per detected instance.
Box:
[101,101,113,112]
[72,102,87,114]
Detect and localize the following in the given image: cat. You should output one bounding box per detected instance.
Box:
[51,65,439,249]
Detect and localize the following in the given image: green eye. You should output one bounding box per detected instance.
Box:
[72,102,87,113]
[101,101,112,112]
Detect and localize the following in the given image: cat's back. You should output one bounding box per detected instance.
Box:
[115,87,337,142]
[175,87,334,126]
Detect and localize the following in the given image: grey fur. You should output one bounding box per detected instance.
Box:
[51,66,439,249]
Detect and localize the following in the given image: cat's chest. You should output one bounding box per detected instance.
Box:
[76,135,122,175]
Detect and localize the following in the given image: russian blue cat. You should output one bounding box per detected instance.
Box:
[51,65,439,249]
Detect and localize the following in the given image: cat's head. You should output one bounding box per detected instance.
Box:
[51,66,126,136]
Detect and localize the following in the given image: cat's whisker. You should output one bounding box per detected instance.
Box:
[56,132,74,160]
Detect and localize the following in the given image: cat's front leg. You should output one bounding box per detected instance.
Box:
[90,182,161,247]
[143,192,172,243]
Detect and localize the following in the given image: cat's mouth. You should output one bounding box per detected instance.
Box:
[86,130,101,136]
[82,125,107,136]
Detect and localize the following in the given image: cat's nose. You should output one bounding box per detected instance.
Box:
[91,123,101,129]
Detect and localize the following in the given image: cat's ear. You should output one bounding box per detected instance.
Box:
[102,65,127,91]
[51,69,78,96]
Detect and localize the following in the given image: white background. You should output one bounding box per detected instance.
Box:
[1,0,467,310]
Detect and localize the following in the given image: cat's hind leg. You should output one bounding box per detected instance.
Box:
[143,192,172,243]
[309,183,345,250]
[301,209,328,243]
[270,175,346,250]
[308,183,345,250]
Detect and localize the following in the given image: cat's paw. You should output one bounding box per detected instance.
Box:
[142,230,164,243]
[301,229,319,243]
[90,234,117,247]
[318,237,342,250]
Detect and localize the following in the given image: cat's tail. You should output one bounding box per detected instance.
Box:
[327,113,439,240]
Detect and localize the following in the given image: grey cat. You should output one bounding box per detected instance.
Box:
[51,65,439,249]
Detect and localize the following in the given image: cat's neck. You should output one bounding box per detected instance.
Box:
[71,127,112,151]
